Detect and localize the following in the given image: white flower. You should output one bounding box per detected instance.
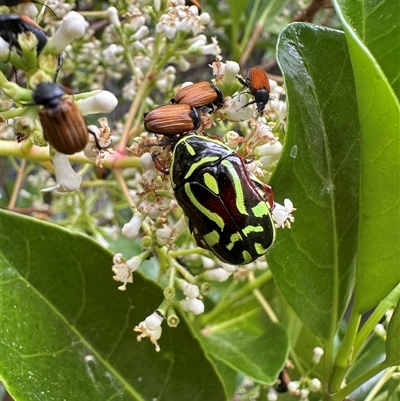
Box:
[17,2,38,19]
[140,152,155,172]
[182,283,200,298]
[200,36,221,55]
[122,214,144,239]
[204,267,232,282]
[47,11,89,54]
[287,381,300,395]
[224,60,241,84]
[259,141,283,168]
[374,323,386,338]
[145,312,164,330]
[310,378,321,392]
[248,121,277,148]
[77,91,118,115]
[216,94,253,122]
[111,253,135,290]
[133,26,150,41]
[181,298,204,315]
[134,317,163,352]
[199,12,210,25]
[41,152,82,193]
[312,346,324,364]
[187,34,207,50]
[272,199,296,228]
[0,38,10,61]
[156,225,173,246]
[129,8,146,30]
[107,7,120,27]
[267,387,278,401]
[172,216,188,234]
[102,44,124,65]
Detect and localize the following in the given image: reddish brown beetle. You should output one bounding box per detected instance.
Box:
[171,81,224,111]
[238,67,271,114]
[33,82,89,155]
[0,14,48,54]
[144,104,201,135]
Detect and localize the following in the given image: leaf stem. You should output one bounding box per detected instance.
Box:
[199,269,273,326]
[330,361,388,401]
[249,271,278,323]
[330,307,361,393]
[8,158,26,209]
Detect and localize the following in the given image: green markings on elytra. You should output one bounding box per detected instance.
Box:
[255,242,269,255]
[184,156,219,180]
[221,160,247,215]
[184,182,225,230]
[185,142,196,156]
[241,250,252,264]
[243,225,264,236]
[227,232,243,250]
[203,172,219,195]
[251,201,270,218]
[203,230,220,246]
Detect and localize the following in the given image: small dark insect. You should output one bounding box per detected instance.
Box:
[33,82,89,155]
[238,67,271,114]
[171,81,224,111]
[144,104,201,135]
[0,13,48,54]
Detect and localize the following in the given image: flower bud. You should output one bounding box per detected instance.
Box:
[77,91,118,115]
[181,298,204,315]
[47,12,89,54]
[145,312,164,331]
[204,267,232,282]
[42,152,82,193]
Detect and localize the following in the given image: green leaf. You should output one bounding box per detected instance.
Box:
[335,0,400,100]
[334,0,400,313]
[347,335,386,401]
[200,308,289,385]
[386,297,400,365]
[0,209,226,401]
[271,23,359,341]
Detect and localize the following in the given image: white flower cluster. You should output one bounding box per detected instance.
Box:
[156,1,210,39]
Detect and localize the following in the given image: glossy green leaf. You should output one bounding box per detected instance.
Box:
[0,209,226,401]
[271,23,359,340]
[386,298,400,365]
[335,0,400,100]
[347,335,386,401]
[200,308,289,385]
[334,0,400,313]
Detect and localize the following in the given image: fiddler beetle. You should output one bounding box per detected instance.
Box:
[0,14,48,54]
[164,134,275,265]
[238,67,271,114]
[32,82,89,155]
[171,81,224,111]
[144,104,201,135]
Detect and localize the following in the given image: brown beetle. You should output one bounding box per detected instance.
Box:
[171,81,224,111]
[238,67,271,114]
[144,104,201,135]
[0,14,48,54]
[33,82,89,154]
